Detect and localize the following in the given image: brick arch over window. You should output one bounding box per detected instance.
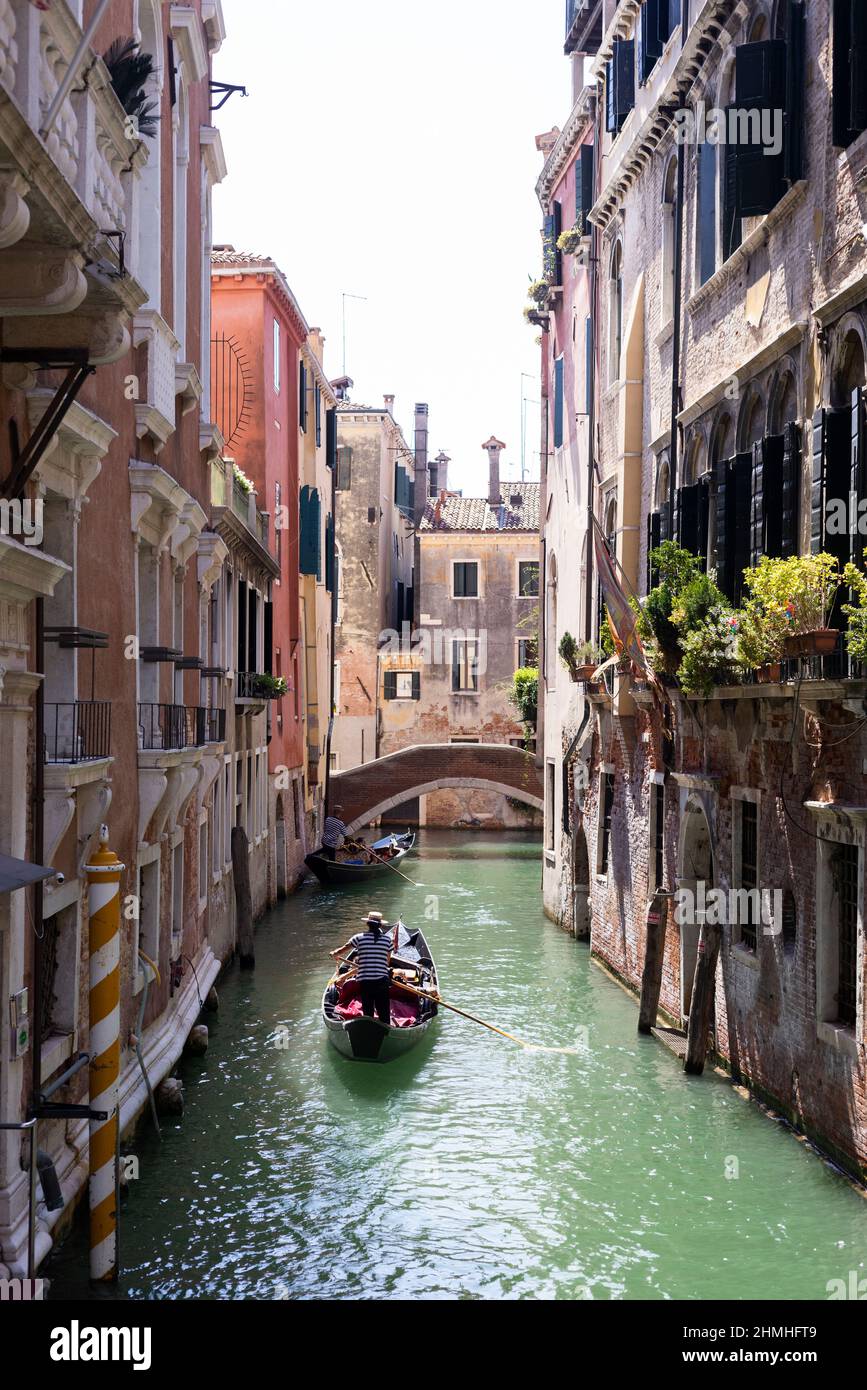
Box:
[737,386,765,452]
[709,412,733,467]
[827,315,867,406]
[767,361,800,435]
[683,432,706,487]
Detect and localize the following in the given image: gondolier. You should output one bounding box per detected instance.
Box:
[321,805,349,860]
[331,911,395,1024]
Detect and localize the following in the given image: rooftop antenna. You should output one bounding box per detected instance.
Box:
[521,372,540,482]
[341,292,367,376]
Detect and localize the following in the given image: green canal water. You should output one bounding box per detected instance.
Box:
[49,832,867,1301]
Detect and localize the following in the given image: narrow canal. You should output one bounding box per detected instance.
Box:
[49,832,867,1301]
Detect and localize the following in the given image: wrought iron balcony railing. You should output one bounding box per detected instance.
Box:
[44,701,111,764]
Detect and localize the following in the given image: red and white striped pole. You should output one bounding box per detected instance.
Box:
[86,826,125,1283]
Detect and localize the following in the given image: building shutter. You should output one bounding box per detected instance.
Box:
[781,420,801,557]
[751,440,765,567]
[411,672,421,701]
[264,599,273,674]
[454,562,465,598]
[851,386,866,565]
[299,486,321,576]
[543,202,563,285]
[659,499,671,544]
[614,38,635,128]
[326,407,337,469]
[784,0,805,185]
[606,58,617,133]
[647,510,661,592]
[577,143,595,233]
[659,0,680,43]
[677,483,701,556]
[585,316,593,414]
[811,407,849,555]
[315,383,322,446]
[731,452,753,603]
[299,361,308,432]
[811,410,826,555]
[237,577,247,673]
[640,0,663,84]
[761,434,785,559]
[325,513,335,593]
[722,110,741,262]
[383,671,397,701]
[714,458,730,592]
[698,474,710,568]
[850,0,867,133]
[554,357,565,449]
[735,41,787,216]
[336,446,351,491]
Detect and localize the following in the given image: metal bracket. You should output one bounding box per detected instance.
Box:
[210,80,248,111]
[35,1103,108,1121]
[0,349,95,500]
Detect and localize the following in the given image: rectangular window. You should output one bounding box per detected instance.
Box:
[606,37,635,134]
[599,771,614,875]
[639,0,663,84]
[452,639,479,692]
[650,781,665,892]
[383,671,420,701]
[554,356,565,450]
[326,407,337,469]
[452,561,479,598]
[274,480,282,569]
[543,201,563,285]
[299,360,308,433]
[517,637,538,668]
[518,560,539,596]
[315,382,322,447]
[698,139,716,286]
[585,316,593,416]
[336,446,352,491]
[273,319,281,394]
[739,800,759,952]
[546,761,556,852]
[576,142,595,234]
[833,0,867,148]
[836,843,858,1028]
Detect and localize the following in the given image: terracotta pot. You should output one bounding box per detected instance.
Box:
[785,629,839,658]
[572,663,598,682]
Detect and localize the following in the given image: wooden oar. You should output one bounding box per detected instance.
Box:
[364,843,420,887]
[390,976,580,1056]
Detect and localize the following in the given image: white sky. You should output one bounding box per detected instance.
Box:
[213,0,568,498]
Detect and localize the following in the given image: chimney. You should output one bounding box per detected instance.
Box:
[384,393,395,416]
[331,374,354,402]
[483,436,506,508]
[413,402,429,523]
[433,450,450,495]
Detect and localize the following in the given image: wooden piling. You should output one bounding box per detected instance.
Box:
[684,921,722,1075]
[638,892,668,1034]
[231,825,255,969]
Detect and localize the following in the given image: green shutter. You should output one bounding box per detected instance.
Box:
[781,420,801,557]
[326,406,337,468]
[785,1,805,184]
[299,361,308,432]
[411,672,421,701]
[383,671,397,700]
[325,513,334,592]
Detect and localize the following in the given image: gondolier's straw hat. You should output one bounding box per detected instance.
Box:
[361,911,385,925]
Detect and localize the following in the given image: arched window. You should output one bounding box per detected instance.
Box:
[717,58,740,266]
[173,67,190,357]
[661,155,677,322]
[608,242,623,385]
[136,0,163,308]
[770,370,798,434]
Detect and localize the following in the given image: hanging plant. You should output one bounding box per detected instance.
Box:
[102,37,160,138]
[232,462,254,495]
[526,279,549,308]
[557,226,584,255]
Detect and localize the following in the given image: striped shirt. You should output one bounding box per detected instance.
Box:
[322,816,348,849]
[351,930,393,980]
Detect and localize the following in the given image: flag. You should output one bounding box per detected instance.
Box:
[591,516,670,720]
[28,1,52,9]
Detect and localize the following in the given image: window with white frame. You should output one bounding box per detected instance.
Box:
[273,319,281,394]
[451,639,480,692]
[452,560,479,598]
[517,560,540,597]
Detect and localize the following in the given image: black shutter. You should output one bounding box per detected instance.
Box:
[659,0,680,42]
[237,578,247,672]
[647,510,661,592]
[640,0,663,84]
[735,42,787,216]
[578,143,594,232]
[606,58,617,133]
[383,671,397,701]
[751,440,765,567]
[454,562,464,598]
[851,0,867,133]
[811,407,849,555]
[411,672,421,700]
[851,386,866,566]
[659,499,671,544]
[315,383,322,446]
[247,588,257,673]
[811,410,828,555]
[714,459,731,594]
[614,38,635,127]
[784,0,805,185]
[781,420,801,557]
[732,452,753,603]
[698,474,710,569]
[543,205,562,284]
[326,407,337,469]
[264,599,273,674]
[762,434,785,559]
[677,483,701,555]
[722,110,741,262]
[299,361,308,432]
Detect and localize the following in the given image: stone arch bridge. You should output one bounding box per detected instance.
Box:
[330,743,544,833]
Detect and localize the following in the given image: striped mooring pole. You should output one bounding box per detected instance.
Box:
[86,826,125,1283]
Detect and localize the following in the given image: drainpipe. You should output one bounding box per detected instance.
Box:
[667,9,690,530]
[584,98,599,644]
[324,456,337,816]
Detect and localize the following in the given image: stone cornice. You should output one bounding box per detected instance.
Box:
[200,126,227,187]
[301,343,338,406]
[536,85,596,207]
[169,5,210,84]
[0,534,69,605]
[201,0,227,53]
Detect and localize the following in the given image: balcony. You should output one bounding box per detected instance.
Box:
[138,703,227,750]
[44,700,111,764]
[210,458,279,578]
[235,672,285,703]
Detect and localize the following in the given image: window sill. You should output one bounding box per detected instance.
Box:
[686,180,807,317]
[41,1031,74,1080]
[654,319,674,349]
[817,1019,860,1059]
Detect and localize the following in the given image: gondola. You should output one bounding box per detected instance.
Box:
[322,922,439,1062]
[304,831,415,886]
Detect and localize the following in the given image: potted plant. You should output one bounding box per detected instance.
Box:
[509,667,539,731]
[557,225,584,255]
[559,633,603,682]
[676,606,741,697]
[252,673,288,699]
[743,554,842,659]
[232,462,254,495]
[736,591,789,683]
[843,551,867,665]
[526,279,549,309]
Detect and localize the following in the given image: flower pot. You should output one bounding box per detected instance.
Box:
[572,663,598,682]
[785,629,839,658]
[756,662,782,684]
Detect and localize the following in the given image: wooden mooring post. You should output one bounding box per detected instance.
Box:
[637,891,668,1034]
[684,920,722,1075]
[231,825,255,969]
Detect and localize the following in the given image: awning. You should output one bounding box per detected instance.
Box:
[0,853,54,894]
